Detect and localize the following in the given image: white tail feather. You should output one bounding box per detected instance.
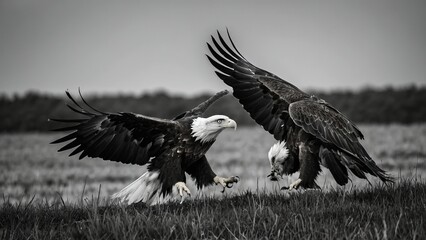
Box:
[111,171,165,205]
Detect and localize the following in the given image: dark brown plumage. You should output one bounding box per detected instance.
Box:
[207,30,393,189]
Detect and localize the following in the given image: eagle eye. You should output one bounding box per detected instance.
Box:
[216,119,223,124]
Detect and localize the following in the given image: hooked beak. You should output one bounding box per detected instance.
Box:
[226,119,237,130]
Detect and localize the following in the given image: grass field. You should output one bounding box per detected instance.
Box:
[1,125,425,239]
[1,180,425,239]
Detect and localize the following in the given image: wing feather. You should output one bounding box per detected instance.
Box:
[51,132,78,144]
[50,91,180,166]
[289,99,369,160]
[66,104,94,116]
[69,145,85,157]
[217,30,244,60]
[206,31,308,140]
[210,36,238,63]
[58,139,80,152]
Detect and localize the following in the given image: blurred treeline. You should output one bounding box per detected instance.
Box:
[0,85,425,132]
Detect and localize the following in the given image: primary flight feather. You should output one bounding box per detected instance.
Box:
[206,30,393,189]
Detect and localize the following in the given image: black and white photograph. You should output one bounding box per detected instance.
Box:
[1,0,425,239]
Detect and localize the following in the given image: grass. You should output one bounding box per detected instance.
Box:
[1,125,425,239]
[1,178,425,240]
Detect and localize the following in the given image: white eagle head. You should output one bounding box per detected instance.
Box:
[191,115,237,143]
[267,141,289,181]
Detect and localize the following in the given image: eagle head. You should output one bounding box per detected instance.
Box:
[267,141,290,181]
[191,115,237,143]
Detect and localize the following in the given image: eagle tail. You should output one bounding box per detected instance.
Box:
[329,148,394,184]
[111,171,165,205]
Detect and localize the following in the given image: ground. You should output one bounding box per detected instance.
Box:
[1,180,425,239]
[0,125,425,239]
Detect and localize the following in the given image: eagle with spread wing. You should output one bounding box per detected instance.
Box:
[50,89,239,205]
[207,30,393,189]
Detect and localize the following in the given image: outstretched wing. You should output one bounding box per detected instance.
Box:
[207,30,368,155]
[206,30,310,141]
[50,90,180,165]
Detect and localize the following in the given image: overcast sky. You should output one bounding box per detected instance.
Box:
[1,0,425,96]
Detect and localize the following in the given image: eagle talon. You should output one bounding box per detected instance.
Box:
[288,179,302,190]
[214,176,239,193]
[175,182,191,204]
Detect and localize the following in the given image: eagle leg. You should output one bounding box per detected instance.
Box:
[175,182,191,204]
[297,141,321,189]
[214,176,240,193]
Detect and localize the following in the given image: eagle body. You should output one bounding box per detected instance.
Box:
[207,30,393,189]
[50,90,238,205]
[145,117,217,194]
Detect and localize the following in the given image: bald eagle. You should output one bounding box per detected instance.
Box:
[50,90,239,205]
[206,30,393,189]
